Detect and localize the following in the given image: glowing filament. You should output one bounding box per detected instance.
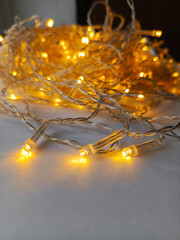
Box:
[125,88,129,93]
[46,19,54,28]
[172,72,179,77]
[82,37,89,44]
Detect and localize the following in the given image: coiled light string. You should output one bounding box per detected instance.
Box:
[0,0,179,162]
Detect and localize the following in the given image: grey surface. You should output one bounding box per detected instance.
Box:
[0,0,76,33]
[0,102,180,240]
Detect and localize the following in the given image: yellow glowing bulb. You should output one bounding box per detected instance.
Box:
[82,37,89,44]
[0,35,4,42]
[122,147,132,157]
[99,75,105,81]
[142,46,148,51]
[154,30,162,37]
[66,55,71,60]
[64,50,70,55]
[41,37,46,42]
[153,56,158,62]
[60,40,65,46]
[140,38,147,44]
[21,144,32,157]
[77,75,84,84]
[62,45,67,50]
[122,145,138,158]
[139,72,145,77]
[89,31,94,38]
[87,26,92,32]
[79,148,88,157]
[125,88,129,93]
[41,52,48,58]
[47,77,51,80]
[78,51,85,57]
[46,19,54,28]
[138,94,145,99]
[10,93,17,100]
[21,139,35,157]
[172,72,179,77]
[55,98,61,103]
[12,71,17,76]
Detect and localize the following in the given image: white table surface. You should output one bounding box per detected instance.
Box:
[0,100,180,240]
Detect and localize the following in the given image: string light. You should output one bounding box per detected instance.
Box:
[0,0,179,162]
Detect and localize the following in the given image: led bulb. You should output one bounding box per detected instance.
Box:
[82,37,89,44]
[172,72,179,78]
[77,76,84,84]
[122,145,138,158]
[0,35,4,42]
[78,51,85,57]
[152,30,162,37]
[137,94,145,99]
[21,139,35,157]
[10,93,17,100]
[79,148,89,157]
[140,38,147,44]
[153,56,158,62]
[79,129,127,157]
[12,71,17,76]
[41,52,48,58]
[139,72,145,77]
[46,19,54,28]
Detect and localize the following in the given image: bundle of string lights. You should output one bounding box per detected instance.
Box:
[0,0,179,162]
